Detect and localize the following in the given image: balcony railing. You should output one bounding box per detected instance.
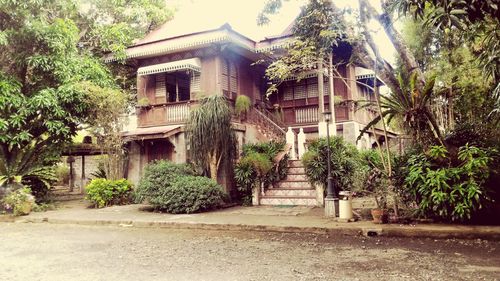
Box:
[137,100,193,127]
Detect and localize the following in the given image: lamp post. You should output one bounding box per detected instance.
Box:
[323,111,338,217]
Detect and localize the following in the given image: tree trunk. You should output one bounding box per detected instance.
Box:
[209,155,218,181]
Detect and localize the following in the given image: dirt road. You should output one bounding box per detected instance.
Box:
[1,223,499,281]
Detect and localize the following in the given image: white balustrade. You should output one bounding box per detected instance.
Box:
[296,106,319,124]
[166,103,190,123]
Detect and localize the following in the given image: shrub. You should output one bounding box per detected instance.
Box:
[134,160,194,203]
[234,141,288,204]
[405,144,495,221]
[149,175,227,214]
[1,187,35,216]
[301,137,358,192]
[85,178,133,208]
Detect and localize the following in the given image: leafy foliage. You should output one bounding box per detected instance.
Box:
[1,187,35,216]
[234,141,288,204]
[85,178,133,208]
[358,73,442,147]
[301,137,358,192]
[405,144,495,221]
[135,159,226,213]
[134,160,194,203]
[148,175,227,214]
[0,0,171,196]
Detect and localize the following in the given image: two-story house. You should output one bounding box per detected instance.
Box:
[115,22,396,206]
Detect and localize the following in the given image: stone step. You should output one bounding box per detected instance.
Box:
[260,196,317,206]
[287,167,306,174]
[287,160,304,168]
[284,173,308,181]
[265,188,316,197]
[50,193,85,201]
[277,180,312,189]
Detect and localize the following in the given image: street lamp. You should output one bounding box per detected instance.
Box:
[323,111,338,217]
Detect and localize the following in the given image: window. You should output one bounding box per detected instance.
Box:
[222,59,238,99]
[158,72,191,103]
[281,78,325,101]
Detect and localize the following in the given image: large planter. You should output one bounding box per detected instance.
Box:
[371,208,388,224]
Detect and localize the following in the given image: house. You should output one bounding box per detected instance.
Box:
[115,21,397,206]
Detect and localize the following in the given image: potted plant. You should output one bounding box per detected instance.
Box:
[366,167,389,224]
[136,97,151,111]
[235,95,251,121]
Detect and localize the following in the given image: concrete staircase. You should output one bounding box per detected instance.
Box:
[49,186,85,201]
[260,160,319,206]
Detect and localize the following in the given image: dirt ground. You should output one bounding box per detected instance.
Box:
[1,223,499,281]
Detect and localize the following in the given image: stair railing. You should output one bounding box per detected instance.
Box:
[251,106,286,139]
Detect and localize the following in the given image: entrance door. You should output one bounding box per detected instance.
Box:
[146,139,174,163]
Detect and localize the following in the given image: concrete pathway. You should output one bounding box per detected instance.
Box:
[12,200,500,240]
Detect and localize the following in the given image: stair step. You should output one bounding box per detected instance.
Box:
[260,196,317,206]
[50,194,85,201]
[287,167,306,174]
[265,188,316,197]
[287,160,304,168]
[284,174,308,181]
[277,181,312,189]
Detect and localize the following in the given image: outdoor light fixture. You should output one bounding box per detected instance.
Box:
[323,111,337,203]
[324,111,332,123]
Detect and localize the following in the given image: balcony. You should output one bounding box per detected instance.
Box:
[137,100,193,127]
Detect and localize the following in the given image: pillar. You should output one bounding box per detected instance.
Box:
[285,127,296,160]
[297,128,306,159]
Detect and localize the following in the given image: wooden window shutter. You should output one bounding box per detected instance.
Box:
[190,72,201,93]
[230,62,237,95]
[155,74,166,97]
[221,60,229,94]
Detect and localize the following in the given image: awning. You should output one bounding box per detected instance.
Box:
[355,67,384,87]
[137,58,201,76]
[122,125,183,141]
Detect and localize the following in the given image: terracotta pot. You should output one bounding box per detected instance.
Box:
[371,208,388,224]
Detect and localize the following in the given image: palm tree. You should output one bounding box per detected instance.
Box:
[358,73,444,147]
[187,95,237,181]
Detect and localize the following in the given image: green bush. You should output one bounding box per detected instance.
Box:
[1,187,35,216]
[149,175,227,214]
[85,178,133,208]
[134,160,194,203]
[135,160,225,213]
[405,144,495,221]
[234,141,288,204]
[301,137,358,192]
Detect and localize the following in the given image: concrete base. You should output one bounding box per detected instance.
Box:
[324,198,339,217]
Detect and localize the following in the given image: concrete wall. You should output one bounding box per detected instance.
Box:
[68,155,103,193]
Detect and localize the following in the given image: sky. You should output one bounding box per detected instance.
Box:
[164,0,397,63]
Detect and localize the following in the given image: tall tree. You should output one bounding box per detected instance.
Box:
[187,95,237,182]
[0,0,172,190]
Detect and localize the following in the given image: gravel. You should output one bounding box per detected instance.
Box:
[1,223,499,281]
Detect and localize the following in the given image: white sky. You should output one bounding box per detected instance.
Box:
[165,0,396,63]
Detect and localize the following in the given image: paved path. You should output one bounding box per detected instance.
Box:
[1,223,499,281]
[12,200,500,240]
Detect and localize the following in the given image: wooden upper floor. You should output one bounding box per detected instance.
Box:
[120,24,382,130]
